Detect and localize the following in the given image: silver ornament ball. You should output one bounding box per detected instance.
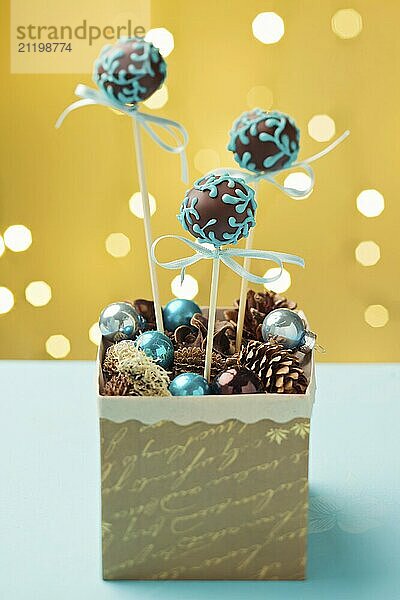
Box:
[99,301,142,342]
[261,308,316,353]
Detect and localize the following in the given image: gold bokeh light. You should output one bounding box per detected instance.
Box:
[129,192,157,218]
[143,84,168,110]
[252,12,285,44]
[25,281,52,307]
[263,268,291,294]
[105,233,131,258]
[171,274,199,300]
[0,286,14,314]
[355,241,381,267]
[89,322,102,346]
[145,28,174,57]
[364,305,389,328]
[45,334,71,358]
[308,115,336,142]
[356,189,385,218]
[283,172,313,199]
[194,149,220,174]
[4,224,32,252]
[332,9,363,39]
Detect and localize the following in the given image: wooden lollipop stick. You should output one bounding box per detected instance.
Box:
[235,181,259,351]
[235,227,255,351]
[204,257,220,382]
[132,120,164,332]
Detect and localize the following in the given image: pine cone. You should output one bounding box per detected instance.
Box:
[239,340,308,394]
[103,373,134,396]
[165,329,177,349]
[174,346,238,379]
[225,289,297,341]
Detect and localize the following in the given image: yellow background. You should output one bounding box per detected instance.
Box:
[1,0,399,361]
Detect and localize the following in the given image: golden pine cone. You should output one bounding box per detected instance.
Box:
[174,346,238,380]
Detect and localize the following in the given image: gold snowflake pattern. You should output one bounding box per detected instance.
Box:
[266,427,289,445]
[290,422,310,439]
[102,521,114,552]
[102,521,113,536]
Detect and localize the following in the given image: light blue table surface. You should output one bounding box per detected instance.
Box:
[1,362,399,599]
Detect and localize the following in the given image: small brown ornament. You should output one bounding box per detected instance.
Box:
[213,366,263,395]
[239,340,308,394]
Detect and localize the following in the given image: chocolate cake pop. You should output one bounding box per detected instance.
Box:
[93,37,166,106]
[227,109,300,173]
[178,173,257,247]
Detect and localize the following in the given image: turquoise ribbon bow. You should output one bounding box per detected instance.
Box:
[151,235,305,285]
[55,84,189,183]
[209,130,350,199]
[251,161,315,199]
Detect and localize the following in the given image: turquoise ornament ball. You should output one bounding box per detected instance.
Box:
[169,372,211,396]
[261,308,316,353]
[135,331,174,369]
[163,299,201,332]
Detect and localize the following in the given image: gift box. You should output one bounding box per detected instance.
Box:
[97,309,315,581]
[54,29,343,584]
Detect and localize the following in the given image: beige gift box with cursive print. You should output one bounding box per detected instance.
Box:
[97,310,316,580]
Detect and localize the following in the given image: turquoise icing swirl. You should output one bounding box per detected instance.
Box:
[227,109,300,173]
[178,173,257,247]
[93,37,166,106]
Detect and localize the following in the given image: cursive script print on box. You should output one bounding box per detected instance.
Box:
[100,418,310,580]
